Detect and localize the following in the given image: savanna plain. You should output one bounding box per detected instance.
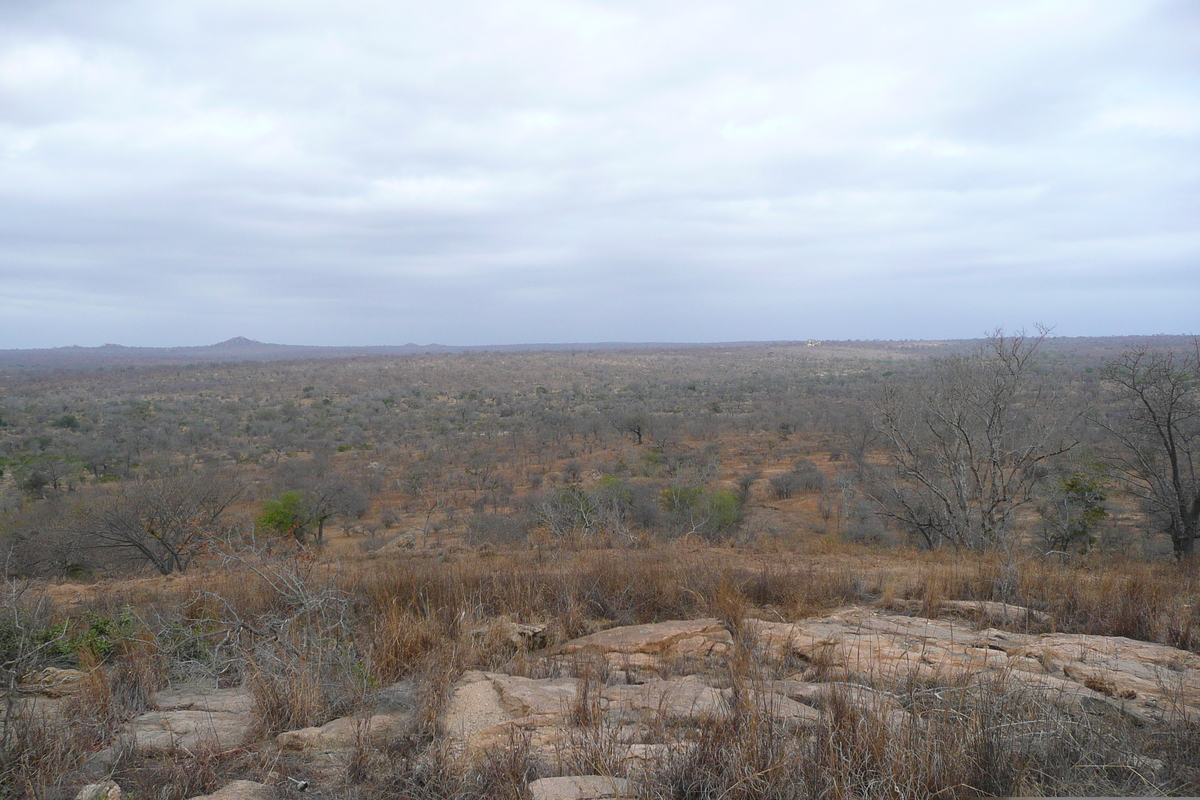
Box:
[2,334,1199,799]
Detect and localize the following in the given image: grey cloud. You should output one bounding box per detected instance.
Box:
[0,0,1197,347]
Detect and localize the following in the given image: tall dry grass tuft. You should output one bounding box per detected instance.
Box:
[901,553,1200,651]
[1024,563,1200,649]
[108,635,166,719]
[644,675,1168,799]
[567,654,605,729]
[63,648,119,749]
[346,544,878,650]
[0,711,81,800]
[369,605,446,684]
[246,639,339,737]
[472,727,539,800]
[111,743,277,800]
[649,697,807,799]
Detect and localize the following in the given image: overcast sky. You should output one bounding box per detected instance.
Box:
[1,1,1197,348]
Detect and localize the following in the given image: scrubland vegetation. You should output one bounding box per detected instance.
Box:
[1,334,1198,798]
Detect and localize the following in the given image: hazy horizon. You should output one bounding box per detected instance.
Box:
[3,2,1197,349]
[6,330,1197,354]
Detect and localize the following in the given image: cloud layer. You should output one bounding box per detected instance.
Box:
[2,0,1197,346]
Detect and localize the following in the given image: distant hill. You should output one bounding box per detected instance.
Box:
[0,334,1191,372]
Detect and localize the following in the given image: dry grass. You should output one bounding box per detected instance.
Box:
[639,675,1166,799]
[5,541,1200,798]
[0,651,126,798]
[110,745,278,800]
[902,553,1200,646]
[0,711,82,799]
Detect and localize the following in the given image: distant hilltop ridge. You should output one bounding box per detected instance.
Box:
[0,334,1193,371]
[0,337,782,369]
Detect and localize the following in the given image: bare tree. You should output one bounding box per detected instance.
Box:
[78,470,243,574]
[274,457,368,544]
[615,412,649,445]
[1099,340,1200,559]
[533,486,598,539]
[304,475,368,543]
[872,328,1077,550]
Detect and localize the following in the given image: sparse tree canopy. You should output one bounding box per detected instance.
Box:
[1099,340,1200,559]
[616,413,650,445]
[77,470,243,574]
[872,328,1077,550]
[257,468,368,545]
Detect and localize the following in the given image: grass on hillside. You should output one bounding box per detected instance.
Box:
[2,541,1199,798]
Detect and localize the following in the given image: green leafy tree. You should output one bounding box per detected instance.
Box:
[659,485,742,540]
[1039,467,1108,554]
[51,414,79,431]
[270,459,369,543]
[256,491,309,543]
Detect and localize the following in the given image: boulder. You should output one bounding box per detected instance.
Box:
[504,621,550,650]
[125,684,253,754]
[441,672,581,761]
[22,667,89,697]
[74,781,121,800]
[276,712,413,752]
[441,670,515,750]
[560,619,732,661]
[186,780,274,800]
[493,674,580,716]
[527,776,632,800]
[127,709,251,754]
[442,669,735,769]
[276,680,417,757]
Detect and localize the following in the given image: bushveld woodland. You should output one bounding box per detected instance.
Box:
[1,332,1198,799]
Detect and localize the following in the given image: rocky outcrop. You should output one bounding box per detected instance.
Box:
[601,678,725,723]
[435,608,1200,775]
[67,606,1198,796]
[441,670,732,767]
[746,607,1200,724]
[125,684,253,755]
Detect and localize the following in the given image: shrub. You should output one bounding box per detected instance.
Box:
[467,513,529,546]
